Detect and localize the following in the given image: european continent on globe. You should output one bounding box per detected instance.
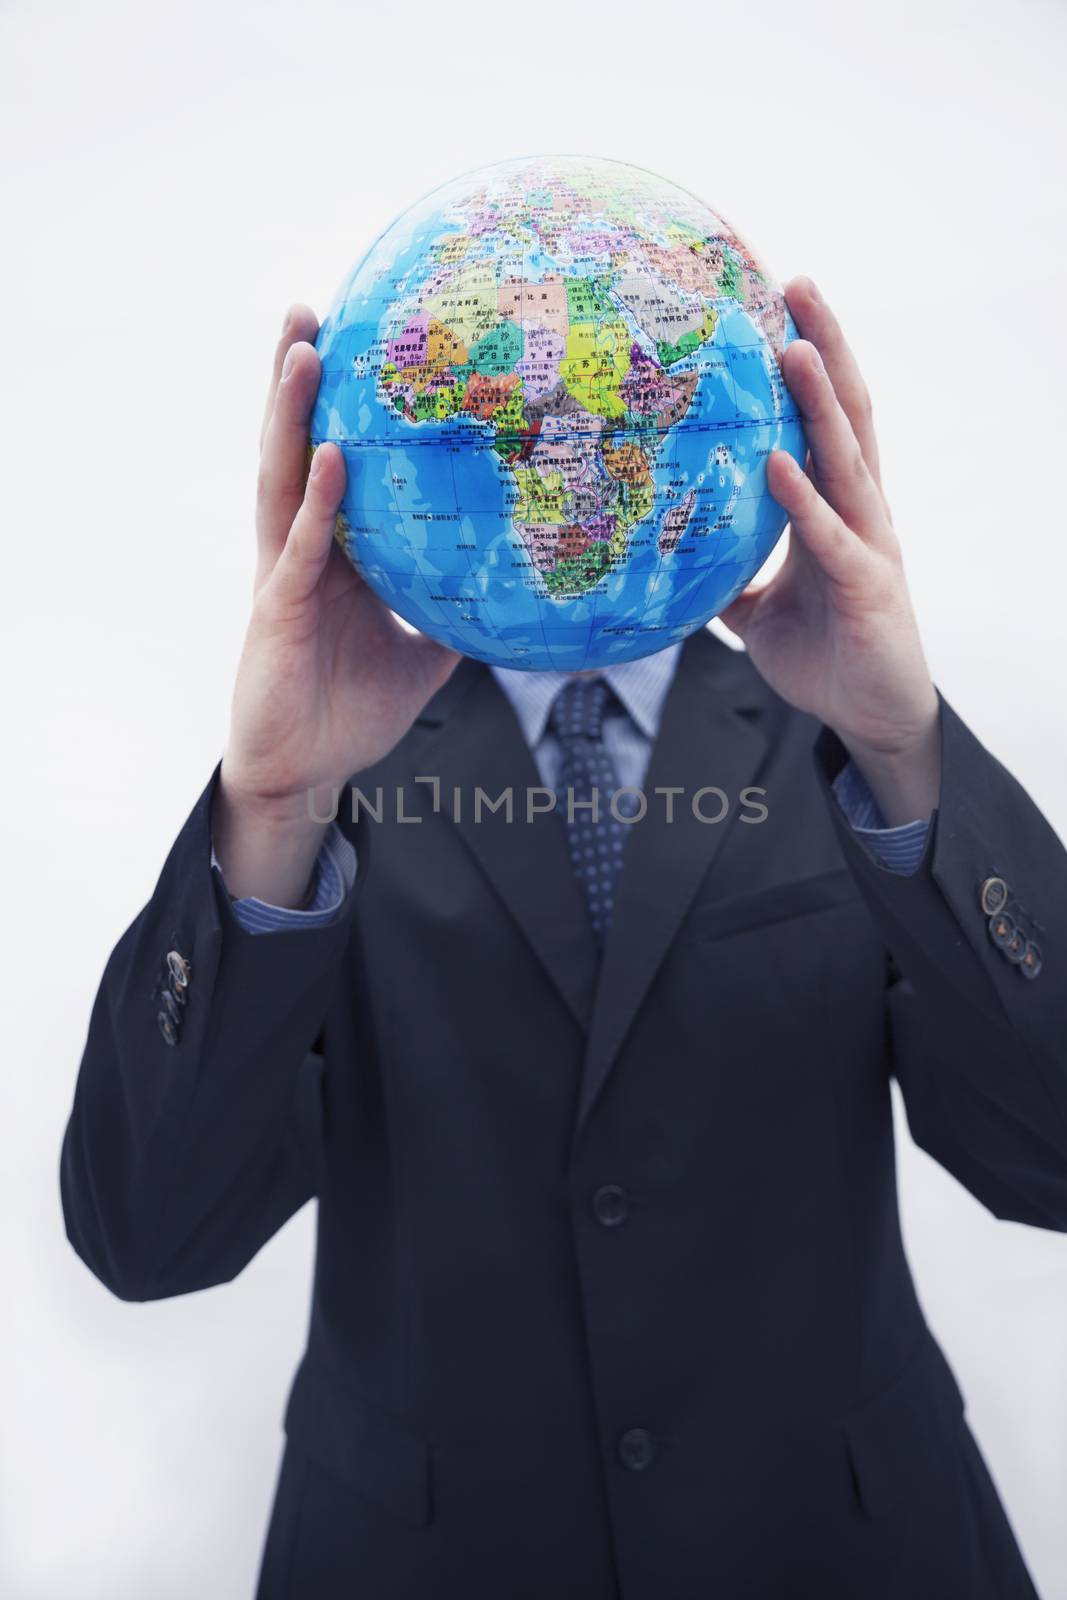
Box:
[310,155,806,671]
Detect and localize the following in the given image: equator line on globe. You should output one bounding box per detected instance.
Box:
[310,155,806,671]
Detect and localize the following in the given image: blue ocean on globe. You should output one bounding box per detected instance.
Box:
[310,155,806,671]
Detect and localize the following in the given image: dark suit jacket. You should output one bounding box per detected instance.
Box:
[61,628,1065,1599]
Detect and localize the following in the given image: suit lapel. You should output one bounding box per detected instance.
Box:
[414,660,601,1031]
[572,629,771,1143]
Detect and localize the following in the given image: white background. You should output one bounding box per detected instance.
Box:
[3,0,1066,1594]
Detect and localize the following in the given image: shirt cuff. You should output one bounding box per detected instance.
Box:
[832,758,930,877]
[210,824,357,933]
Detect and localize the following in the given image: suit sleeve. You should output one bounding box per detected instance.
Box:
[60,765,360,1301]
[814,693,1067,1231]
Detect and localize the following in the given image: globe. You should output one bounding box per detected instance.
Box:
[310,155,806,671]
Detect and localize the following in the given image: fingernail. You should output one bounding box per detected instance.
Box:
[809,345,825,375]
[807,277,823,304]
[281,346,296,380]
[308,444,324,478]
[281,307,292,334]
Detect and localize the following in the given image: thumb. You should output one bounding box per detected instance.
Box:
[409,630,463,697]
[719,582,768,640]
[269,442,347,608]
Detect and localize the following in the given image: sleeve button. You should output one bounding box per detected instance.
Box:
[157,1010,178,1046]
[159,989,182,1026]
[980,876,1008,916]
[1020,941,1042,980]
[166,951,191,989]
[988,912,1016,951]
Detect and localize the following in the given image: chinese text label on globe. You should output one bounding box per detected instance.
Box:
[310,156,806,671]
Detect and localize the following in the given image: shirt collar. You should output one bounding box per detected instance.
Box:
[491,642,682,746]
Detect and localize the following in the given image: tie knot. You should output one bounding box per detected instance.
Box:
[549,676,613,745]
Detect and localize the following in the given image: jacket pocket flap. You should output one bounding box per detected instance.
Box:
[284,1361,431,1527]
[689,867,860,943]
[841,1338,965,1520]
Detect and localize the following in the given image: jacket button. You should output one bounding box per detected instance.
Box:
[618,1428,656,1471]
[592,1184,629,1227]
[157,1010,177,1046]
[1003,926,1027,963]
[1020,941,1042,980]
[988,912,1016,951]
[980,876,1008,916]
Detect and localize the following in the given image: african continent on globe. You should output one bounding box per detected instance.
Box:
[310,155,806,671]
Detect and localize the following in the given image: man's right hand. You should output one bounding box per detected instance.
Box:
[212,306,459,907]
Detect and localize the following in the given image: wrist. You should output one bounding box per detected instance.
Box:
[213,764,333,907]
[837,696,942,829]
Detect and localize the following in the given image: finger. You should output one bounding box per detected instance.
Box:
[766,449,865,587]
[267,443,347,610]
[780,340,890,546]
[784,277,884,498]
[260,304,319,451]
[256,340,323,569]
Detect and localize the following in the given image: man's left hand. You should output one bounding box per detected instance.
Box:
[720,276,941,828]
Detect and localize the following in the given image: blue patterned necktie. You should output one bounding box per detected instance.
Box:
[548,676,628,942]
